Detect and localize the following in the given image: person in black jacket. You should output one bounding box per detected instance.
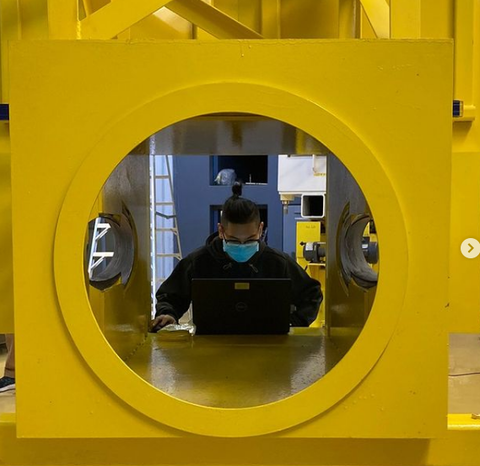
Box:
[150,183,322,331]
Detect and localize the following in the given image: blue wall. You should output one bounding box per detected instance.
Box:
[174,156,283,257]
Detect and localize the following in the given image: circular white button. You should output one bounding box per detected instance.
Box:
[461,238,480,259]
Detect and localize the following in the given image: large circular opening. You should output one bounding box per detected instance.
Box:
[83,114,380,408]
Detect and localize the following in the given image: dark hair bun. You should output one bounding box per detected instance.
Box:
[232,182,242,197]
[221,181,259,225]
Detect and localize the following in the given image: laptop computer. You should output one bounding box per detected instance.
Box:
[191,278,292,335]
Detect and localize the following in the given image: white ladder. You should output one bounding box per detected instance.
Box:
[152,154,183,289]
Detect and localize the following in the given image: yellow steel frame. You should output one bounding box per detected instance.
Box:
[0,2,480,466]
[75,0,263,40]
[10,38,450,438]
[360,0,390,38]
[80,0,174,40]
[0,413,478,465]
[453,0,476,121]
[390,0,421,38]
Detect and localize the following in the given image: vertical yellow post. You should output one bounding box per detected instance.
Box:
[238,0,261,33]
[113,0,131,40]
[47,0,78,39]
[338,0,357,38]
[261,0,280,38]
[18,0,49,39]
[0,122,13,333]
[390,0,421,38]
[0,0,21,102]
[0,1,18,333]
[453,0,475,120]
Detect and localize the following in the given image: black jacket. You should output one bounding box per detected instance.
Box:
[155,236,323,327]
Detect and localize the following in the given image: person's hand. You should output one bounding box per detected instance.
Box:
[149,314,177,332]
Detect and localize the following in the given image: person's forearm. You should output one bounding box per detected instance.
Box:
[290,305,317,326]
[292,290,322,326]
[155,302,181,321]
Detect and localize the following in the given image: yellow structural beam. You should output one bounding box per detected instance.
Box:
[167,0,263,39]
[390,0,421,38]
[449,0,480,332]
[0,0,18,333]
[453,0,476,121]
[80,0,174,40]
[449,150,480,333]
[47,0,78,39]
[18,0,49,39]
[0,123,13,333]
[9,38,452,438]
[0,415,479,464]
[260,0,280,38]
[0,0,21,101]
[339,0,357,38]
[359,0,390,38]
[80,0,263,40]
[82,0,109,16]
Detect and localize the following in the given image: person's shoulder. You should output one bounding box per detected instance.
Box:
[262,246,305,270]
[262,245,290,262]
[185,245,211,261]
[173,246,210,269]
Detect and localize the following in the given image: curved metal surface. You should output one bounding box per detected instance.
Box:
[88,212,135,290]
[339,212,378,290]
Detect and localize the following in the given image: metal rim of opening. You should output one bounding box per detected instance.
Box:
[54,82,408,437]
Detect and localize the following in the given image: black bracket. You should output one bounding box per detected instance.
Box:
[0,104,9,121]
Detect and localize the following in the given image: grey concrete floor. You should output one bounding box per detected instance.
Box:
[448,333,480,414]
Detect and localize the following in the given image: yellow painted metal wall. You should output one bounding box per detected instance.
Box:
[9,38,452,439]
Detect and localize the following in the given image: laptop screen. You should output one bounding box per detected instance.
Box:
[192,278,292,335]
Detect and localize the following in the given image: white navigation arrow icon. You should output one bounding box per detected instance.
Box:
[461,238,480,259]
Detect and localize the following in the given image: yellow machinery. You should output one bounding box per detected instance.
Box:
[296,221,326,327]
[0,1,479,465]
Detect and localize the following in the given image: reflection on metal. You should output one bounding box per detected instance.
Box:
[87,218,113,277]
[338,211,378,290]
[362,235,379,264]
[154,115,329,155]
[127,328,345,408]
[326,154,377,333]
[88,213,135,291]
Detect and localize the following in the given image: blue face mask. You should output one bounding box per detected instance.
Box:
[223,240,259,263]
